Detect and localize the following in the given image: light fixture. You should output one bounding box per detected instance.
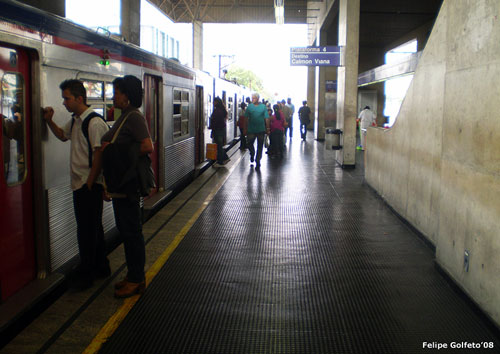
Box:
[274,0,284,25]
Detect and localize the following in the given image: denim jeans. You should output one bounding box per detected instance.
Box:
[300,123,308,140]
[112,195,145,283]
[73,183,108,277]
[239,127,247,149]
[247,132,265,165]
[213,129,229,164]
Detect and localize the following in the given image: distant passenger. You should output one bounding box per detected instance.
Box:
[280,99,292,144]
[210,97,230,167]
[43,79,110,291]
[237,102,248,150]
[245,92,270,170]
[269,104,286,158]
[286,98,295,139]
[298,100,311,141]
[100,75,154,298]
[357,106,376,151]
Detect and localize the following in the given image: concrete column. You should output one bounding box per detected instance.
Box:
[324,66,338,129]
[315,30,328,140]
[121,0,141,46]
[307,66,316,131]
[193,21,203,70]
[336,0,359,168]
[19,0,65,16]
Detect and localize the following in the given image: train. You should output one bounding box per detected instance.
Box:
[0,0,251,309]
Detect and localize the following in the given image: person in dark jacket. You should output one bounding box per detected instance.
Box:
[100,75,153,298]
[210,97,230,167]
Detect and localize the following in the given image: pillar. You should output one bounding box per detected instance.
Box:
[193,21,203,70]
[307,66,316,132]
[121,0,141,46]
[336,0,360,168]
[315,31,327,140]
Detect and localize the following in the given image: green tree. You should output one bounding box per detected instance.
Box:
[225,66,271,100]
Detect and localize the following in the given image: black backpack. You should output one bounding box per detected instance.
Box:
[71,112,109,168]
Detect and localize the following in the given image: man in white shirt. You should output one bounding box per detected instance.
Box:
[358,106,376,151]
[43,79,110,290]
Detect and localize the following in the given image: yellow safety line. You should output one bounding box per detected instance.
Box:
[84,157,240,354]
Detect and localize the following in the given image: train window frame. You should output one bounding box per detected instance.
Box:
[77,73,118,122]
[80,77,115,122]
[1,70,27,186]
[173,88,190,140]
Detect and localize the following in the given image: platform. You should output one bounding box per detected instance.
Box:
[2,132,499,354]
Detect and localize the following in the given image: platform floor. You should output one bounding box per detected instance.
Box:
[2,132,500,354]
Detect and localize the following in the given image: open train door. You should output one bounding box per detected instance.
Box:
[0,45,36,301]
[194,85,204,164]
[143,75,160,197]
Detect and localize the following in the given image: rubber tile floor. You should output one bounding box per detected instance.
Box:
[100,137,500,354]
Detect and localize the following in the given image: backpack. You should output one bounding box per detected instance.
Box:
[71,112,109,168]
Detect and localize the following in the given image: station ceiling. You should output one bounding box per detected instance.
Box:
[148,0,442,48]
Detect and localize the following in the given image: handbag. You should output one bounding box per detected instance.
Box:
[206,143,217,160]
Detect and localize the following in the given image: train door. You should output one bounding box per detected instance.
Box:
[221,91,227,145]
[234,94,239,138]
[0,46,35,301]
[143,75,160,196]
[194,85,204,164]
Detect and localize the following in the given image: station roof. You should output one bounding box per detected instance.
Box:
[148,0,442,48]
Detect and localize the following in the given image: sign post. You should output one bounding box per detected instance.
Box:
[290,46,342,66]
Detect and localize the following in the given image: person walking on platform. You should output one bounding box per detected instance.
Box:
[270,104,286,158]
[357,105,376,151]
[237,102,248,150]
[298,100,311,141]
[43,79,111,291]
[100,75,154,298]
[245,92,270,170]
[210,97,230,167]
[286,97,295,140]
[280,99,292,144]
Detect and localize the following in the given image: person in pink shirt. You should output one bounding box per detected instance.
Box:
[269,104,286,158]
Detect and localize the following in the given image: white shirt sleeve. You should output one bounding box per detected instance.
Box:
[88,118,109,149]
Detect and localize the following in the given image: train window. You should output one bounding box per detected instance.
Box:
[1,72,26,185]
[181,104,189,135]
[83,80,103,99]
[104,83,113,99]
[81,78,114,121]
[173,103,181,115]
[173,88,190,139]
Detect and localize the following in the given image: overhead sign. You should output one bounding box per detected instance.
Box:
[290,46,342,66]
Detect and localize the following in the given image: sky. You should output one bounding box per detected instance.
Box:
[65,0,309,106]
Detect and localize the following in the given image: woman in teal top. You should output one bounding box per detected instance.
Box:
[244,93,269,169]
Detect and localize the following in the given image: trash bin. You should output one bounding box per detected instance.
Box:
[325,128,342,150]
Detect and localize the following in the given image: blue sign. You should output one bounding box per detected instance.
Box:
[290,46,342,66]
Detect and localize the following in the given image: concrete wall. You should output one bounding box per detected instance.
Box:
[365,0,500,326]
